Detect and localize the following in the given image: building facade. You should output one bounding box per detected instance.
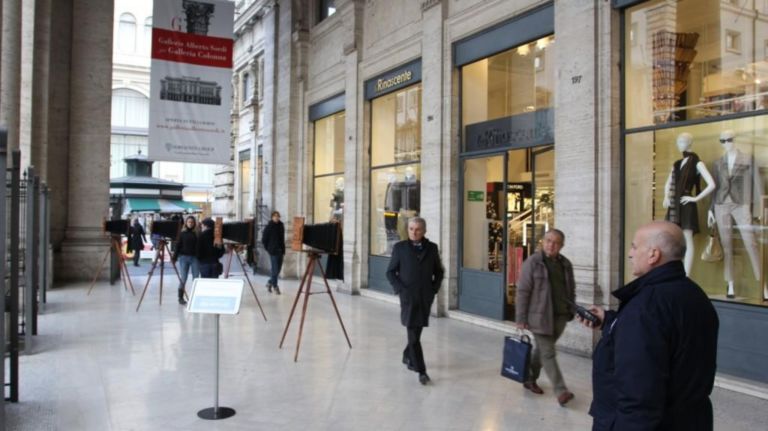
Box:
[231,0,768,386]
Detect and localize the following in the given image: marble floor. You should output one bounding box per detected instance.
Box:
[5,270,768,430]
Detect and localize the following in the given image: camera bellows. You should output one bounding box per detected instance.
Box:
[303,222,341,254]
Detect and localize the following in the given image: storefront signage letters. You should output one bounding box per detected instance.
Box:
[464,109,554,152]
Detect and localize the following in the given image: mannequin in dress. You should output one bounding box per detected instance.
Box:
[707,130,764,299]
[662,133,715,275]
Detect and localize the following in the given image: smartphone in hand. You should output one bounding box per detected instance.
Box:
[564,298,601,327]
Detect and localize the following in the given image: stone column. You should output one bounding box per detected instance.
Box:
[46,0,72,251]
[340,0,364,294]
[554,1,620,354]
[57,0,114,280]
[261,1,277,213]
[419,0,449,315]
[1,0,22,154]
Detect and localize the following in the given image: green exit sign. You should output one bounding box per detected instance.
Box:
[467,191,484,202]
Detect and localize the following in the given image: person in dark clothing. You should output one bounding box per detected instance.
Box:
[197,217,224,278]
[578,221,719,431]
[171,216,199,305]
[386,217,444,385]
[261,211,285,294]
[128,218,147,267]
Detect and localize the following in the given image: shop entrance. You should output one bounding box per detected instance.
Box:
[458,145,554,320]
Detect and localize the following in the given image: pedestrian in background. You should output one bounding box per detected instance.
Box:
[515,229,576,407]
[578,221,719,430]
[128,218,147,267]
[197,217,224,278]
[172,216,199,305]
[386,217,444,385]
[262,211,286,294]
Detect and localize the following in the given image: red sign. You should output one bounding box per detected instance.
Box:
[152,28,233,69]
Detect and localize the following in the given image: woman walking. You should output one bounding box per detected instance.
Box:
[172,216,199,305]
[128,218,147,267]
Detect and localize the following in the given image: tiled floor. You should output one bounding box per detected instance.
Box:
[5,270,768,430]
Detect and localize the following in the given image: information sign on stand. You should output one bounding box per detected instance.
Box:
[187,278,244,420]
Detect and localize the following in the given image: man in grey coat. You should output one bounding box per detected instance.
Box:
[516,229,576,406]
[386,217,444,385]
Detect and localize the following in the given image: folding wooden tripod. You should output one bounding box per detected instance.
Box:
[87,235,135,296]
[222,244,267,321]
[279,250,351,362]
[136,239,184,311]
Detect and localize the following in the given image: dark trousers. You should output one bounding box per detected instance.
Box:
[199,262,218,278]
[403,326,426,373]
[133,248,140,265]
[269,254,283,286]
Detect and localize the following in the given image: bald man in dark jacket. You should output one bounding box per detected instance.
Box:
[580,221,719,430]
[386,217,444,385]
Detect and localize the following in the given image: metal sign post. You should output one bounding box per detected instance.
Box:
[0,129,7,421]
[187,278,244,420]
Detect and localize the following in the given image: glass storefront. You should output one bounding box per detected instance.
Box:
[370,84,422,257]
[313,111,345,222]
[458,32,556,320]
[239,149,251,217]
[624,0,768,305]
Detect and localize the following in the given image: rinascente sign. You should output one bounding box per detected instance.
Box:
[365,59,422,100]
[148,0,234,164]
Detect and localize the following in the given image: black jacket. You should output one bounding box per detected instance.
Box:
[386,238,444,328]
[127,223,146,253]
[197,229,224,264]
[261,220,285,256]
[173,229,198,260]
[590,260,719,431]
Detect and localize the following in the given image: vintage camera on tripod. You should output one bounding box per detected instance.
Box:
[103,219,130,236]
[149,219,183,241]
[291,217,341,254]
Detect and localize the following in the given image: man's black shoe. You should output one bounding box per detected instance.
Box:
[418,373,430,385]
[402,357,417,372]
[274,286,281,295]
[178,297,187,305]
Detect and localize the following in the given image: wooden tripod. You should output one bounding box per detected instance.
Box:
[279,251,351,362]
[87,235,135,296]
[136,239,184,311]
[222,244,267,321]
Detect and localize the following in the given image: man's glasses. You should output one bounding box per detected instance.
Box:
[719,137,734,144]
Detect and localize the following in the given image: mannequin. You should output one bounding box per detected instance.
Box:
[662,133,716,275]
[707,130,764,299]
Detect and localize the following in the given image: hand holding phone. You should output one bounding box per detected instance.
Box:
[564,298,601,327]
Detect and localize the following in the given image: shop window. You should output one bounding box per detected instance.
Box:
[461,34,555,149]
[239,150,251,217]
[313,111,345,222]
[111,89,149,128]
[625,0,768,128]
[118,13,136,53]
[370,84,421,257]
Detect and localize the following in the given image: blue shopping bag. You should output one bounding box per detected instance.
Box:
[500,334,532,383]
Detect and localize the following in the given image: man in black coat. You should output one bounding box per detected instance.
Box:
[386,217,444,385]
[261,211,285,294]
[128,218,147,267]
[578,221,719,430]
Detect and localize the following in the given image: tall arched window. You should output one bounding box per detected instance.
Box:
[143,16,153,54]
[111,88,149,128]
[242,72,251,105]
[118,13,136,53]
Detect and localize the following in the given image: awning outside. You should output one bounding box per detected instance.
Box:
[124,198,201,214]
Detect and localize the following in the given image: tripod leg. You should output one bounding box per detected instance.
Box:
[114,239,135,295]
[224,246,234,278]
[237,252,266,321]
[164,243,186,300]
[318,262,352,348]
[136,253,160,312]
[279,256,314,349]
[294,257,317,362]
[87,247,112,295]
[159,246,165,306]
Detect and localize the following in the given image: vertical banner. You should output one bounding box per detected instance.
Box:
[149,0,234,164]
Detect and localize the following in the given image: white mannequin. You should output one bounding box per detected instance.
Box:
[662,133,715,275]
[707,130,764,299]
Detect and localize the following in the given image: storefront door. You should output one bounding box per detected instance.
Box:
[459,146,554,320]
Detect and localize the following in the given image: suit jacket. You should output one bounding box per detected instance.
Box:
[710,150,763,217]
[386,238,444,328]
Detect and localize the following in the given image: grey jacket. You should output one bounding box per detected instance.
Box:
[710,150,763,218]
[515,251,575,336]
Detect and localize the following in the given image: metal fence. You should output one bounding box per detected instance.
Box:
[3,141,51,405]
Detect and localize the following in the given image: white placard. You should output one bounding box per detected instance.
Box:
[187,278,244,315]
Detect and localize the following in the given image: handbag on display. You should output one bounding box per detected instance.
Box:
[701,225,723,262]
[500,333,532,383]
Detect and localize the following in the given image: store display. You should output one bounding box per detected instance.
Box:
[652,31,698,123]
